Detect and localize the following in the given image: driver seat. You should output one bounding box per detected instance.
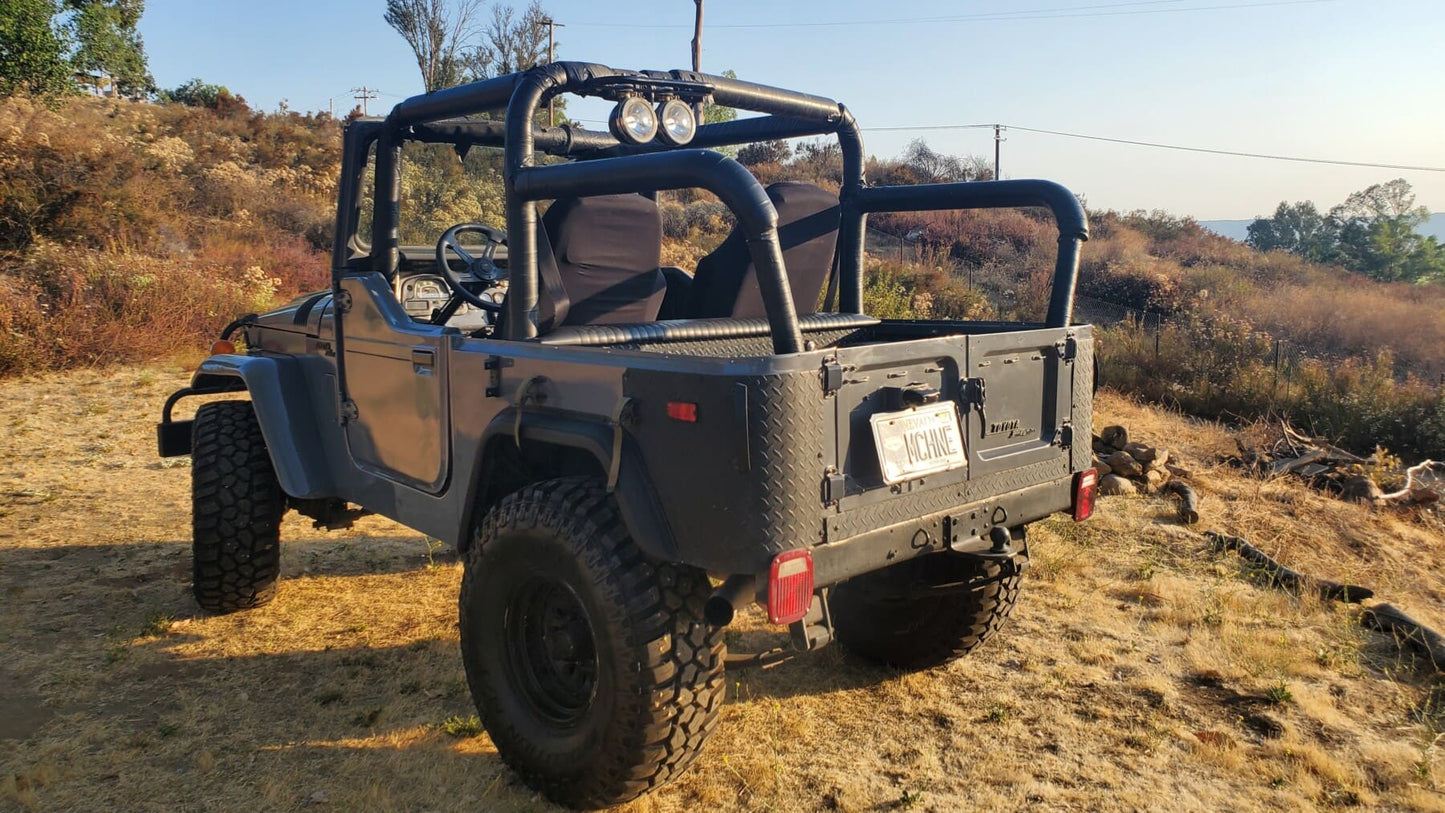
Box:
[536,194,666,330]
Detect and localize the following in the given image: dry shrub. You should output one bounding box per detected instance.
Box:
[0,241,289,374]
[0,94,339,377]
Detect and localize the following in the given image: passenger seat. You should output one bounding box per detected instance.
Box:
[686,182,841,319]
[536,194,666,330]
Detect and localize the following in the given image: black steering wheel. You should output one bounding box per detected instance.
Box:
[434,222,507,319]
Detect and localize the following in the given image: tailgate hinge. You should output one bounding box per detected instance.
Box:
[821,357,844,395]
[1057,419,1074,449]
[822,468,845,504]
[1056,335,1078,361]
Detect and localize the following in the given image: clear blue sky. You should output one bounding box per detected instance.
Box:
[138,0,1445,219]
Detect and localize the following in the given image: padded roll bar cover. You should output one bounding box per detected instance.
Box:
[538,311,878,348]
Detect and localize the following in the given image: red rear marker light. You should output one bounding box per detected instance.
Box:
[1073,468,1098,522]
[666,401,698,422]
[767,549,814,625]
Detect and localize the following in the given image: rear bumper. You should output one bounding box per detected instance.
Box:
[810,476,1073,588]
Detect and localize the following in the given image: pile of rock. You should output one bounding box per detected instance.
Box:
[1092,424,1186,496]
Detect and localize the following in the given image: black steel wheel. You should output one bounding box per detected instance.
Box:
[832,532,1029,670]
[190,400,285,614]
[459,477,725,809]
[502,577,598,727]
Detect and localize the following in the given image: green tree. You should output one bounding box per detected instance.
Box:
[1245,200,1336,262]
[156,77,247,112]
[64,0,153,96]
[0,0,72,99]
[1329,179,1441,283]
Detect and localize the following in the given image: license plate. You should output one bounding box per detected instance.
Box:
[870,401,967,484]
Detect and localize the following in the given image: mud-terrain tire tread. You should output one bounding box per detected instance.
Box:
[191,400,284,614]
[832,545,1029,670]
[459,477,725,809]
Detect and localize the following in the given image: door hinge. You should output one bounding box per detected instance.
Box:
[334,289,352,314]
[484,355,513,397]
[340,399,359,425]
[1056,335,1078,361]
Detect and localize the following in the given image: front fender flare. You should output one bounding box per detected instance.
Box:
[466,408,679,563]
[191,354,335,499]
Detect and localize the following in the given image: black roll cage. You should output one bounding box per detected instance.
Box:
[340,61,1089,355]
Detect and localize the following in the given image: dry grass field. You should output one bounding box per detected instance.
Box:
[3,365,1444,811]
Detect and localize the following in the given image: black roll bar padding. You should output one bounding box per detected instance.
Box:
[853,180,1090,328]
[512,149,806,355]
[388,73,522,128]
[835,106,867,314]
[502,64,568,342]
[411,119,621,155]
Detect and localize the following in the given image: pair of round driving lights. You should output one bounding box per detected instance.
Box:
[609,97,699,146]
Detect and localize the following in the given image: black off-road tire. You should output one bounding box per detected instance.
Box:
[459,478,725,809]
[190,400,285,614]
[832,538,1029,670]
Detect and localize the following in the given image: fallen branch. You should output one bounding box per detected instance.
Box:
[1379,460,1442,502]
[1204,531,1374,604]
[1162,480,1200,524]
[1361,603,1445,671]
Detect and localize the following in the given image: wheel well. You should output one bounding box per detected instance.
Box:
[463,436,607,551]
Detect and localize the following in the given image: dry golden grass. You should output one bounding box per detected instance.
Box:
[2,368,1444,811]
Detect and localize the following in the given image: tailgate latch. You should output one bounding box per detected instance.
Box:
[961,377,987,437]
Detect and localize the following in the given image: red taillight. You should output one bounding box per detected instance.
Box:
[767,549,814,625]
[666,401,698,422]
[1073,468,1098,521]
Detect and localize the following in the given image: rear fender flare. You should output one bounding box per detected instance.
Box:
[464,408,678,562]
[191,355,335,499]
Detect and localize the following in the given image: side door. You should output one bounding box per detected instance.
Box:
[337,273,450,492]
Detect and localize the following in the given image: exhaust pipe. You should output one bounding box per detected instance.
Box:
[704,575,758,627]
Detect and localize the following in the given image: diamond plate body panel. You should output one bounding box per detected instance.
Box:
[625,366,826,573]
[1070,329,1094,473]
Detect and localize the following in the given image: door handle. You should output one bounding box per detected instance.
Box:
[411,347,436,374]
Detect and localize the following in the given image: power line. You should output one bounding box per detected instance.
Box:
[568,0,1340,30]
[581,117,1444,172]
[1004,124,1445,172]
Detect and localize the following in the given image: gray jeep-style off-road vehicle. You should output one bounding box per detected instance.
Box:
[158,62,1097,808]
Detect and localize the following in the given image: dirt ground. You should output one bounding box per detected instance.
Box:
[2,365,1444,811]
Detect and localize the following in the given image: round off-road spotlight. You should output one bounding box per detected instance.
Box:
[609,96,658,144]
[656,99,697,146]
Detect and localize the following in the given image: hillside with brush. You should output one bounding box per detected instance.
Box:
[4,95,1444,463]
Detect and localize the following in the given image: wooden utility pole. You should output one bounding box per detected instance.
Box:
[692,0,704,118]
[540,17,564,125]
[350,86,377,116]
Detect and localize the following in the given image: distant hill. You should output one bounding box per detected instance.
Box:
[1201,212,1445,243]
